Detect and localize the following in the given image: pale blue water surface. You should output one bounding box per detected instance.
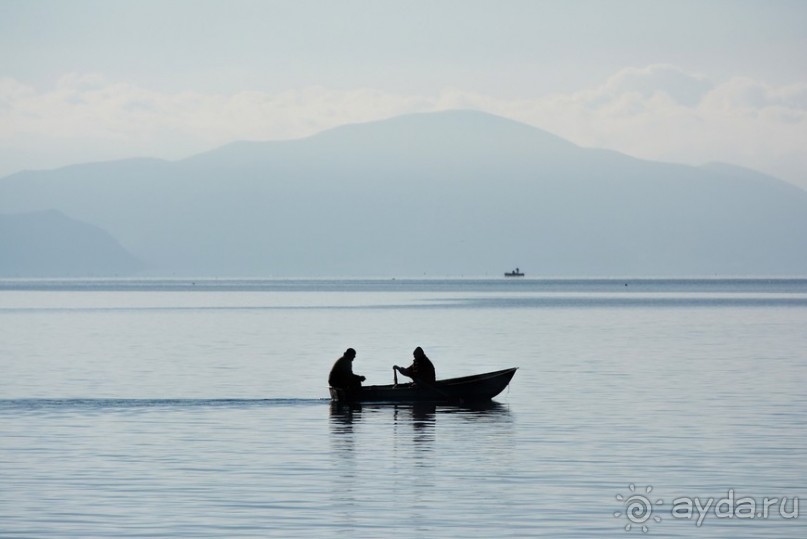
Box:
[1,278,806,537]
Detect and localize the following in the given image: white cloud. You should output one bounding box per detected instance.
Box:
[588,64,713,108]
[1,67,806,189]
[480,66,807,187]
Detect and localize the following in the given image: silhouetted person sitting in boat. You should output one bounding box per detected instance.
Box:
[329,348,365,392]
[394,346,436,386]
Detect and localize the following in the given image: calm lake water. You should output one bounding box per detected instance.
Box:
[1,278,806,538]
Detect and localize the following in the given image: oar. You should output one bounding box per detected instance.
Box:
[394,366,463,405]
[416,377,464,406]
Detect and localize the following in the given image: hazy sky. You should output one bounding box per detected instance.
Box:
[2,0,806,187]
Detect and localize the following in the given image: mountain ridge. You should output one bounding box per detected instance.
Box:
[1,110,806,277]
[0,209,142,277]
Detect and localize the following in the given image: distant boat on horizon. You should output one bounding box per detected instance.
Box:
[504,267,525,277]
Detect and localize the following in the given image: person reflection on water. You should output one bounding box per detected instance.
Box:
[394,346,436,386]
[328,348,365,392]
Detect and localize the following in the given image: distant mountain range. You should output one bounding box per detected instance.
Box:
[1,110,806,277]
[0,209,142,277]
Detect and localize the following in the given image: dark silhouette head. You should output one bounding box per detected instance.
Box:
[345,348,356,359]
[413,346,425,358]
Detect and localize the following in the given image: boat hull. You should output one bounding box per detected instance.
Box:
[329,367,517,404]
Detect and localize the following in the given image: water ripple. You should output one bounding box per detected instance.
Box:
[0,398,330,412]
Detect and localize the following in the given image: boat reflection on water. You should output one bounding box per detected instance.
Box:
[396,402,437,425]
[395,403,436,452]
[328,399,515,520]
[329,401,363,428]
[329,400,511,427]
[330,401,511,464]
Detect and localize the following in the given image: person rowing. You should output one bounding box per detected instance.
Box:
[393,346,436,386]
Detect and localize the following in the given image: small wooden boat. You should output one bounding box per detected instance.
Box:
[329,367,517,404]
[504,267,524,277]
